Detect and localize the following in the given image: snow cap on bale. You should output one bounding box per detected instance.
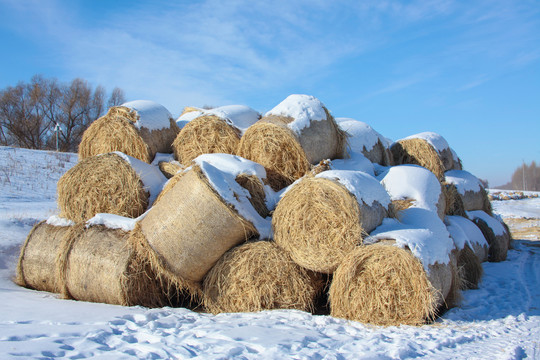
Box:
[324,151,375,175]
[16,221,169,307]
[173,105,260,165]
[445,170,492,214]
[378,165,446,220]
[203,240,323,314]
[273,170,390,273]
[131,154,275,295]
[336,118,392,166]
[237,94,347,190]
[329,244,438,326]
[390,132,461,180]
[57,152,167,223]
[79,100,179,163]
[467,210,510,262]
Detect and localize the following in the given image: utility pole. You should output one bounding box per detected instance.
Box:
[54,123,61,152]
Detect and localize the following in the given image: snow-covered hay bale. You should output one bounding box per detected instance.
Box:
[273,170,390,273]
[16,221,167,307]
[203,240,322,314]
[445,215,489,263]
[172,105,260,165]
[336,118,392,165]
[57,152,166,223]
[329,244,438,326]
[467,211,510,262]
[445,170,492,214]
[79,100,179,163]
[131,154,273,291]
[237,95,347,190]
[379,165,446,220]
[390,132,461,180]
[442,183,467,217]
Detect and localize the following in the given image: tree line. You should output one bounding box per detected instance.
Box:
[0,75,125,152]
[499,161,540,191]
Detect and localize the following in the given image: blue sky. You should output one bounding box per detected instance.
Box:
[0,0,539,186]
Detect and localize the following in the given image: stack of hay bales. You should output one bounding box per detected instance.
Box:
[237,95,347,190]
[79,100,179,163]
[16,94,511,327]
[172,105,260,165]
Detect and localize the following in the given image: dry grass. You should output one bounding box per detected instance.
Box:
[237,121,311,191]
[329,244,438,326]
[235,174,269,218]
[273,176,386,273]
[456,244,483,289]
[503,218,540,241]
[389,199,414,218]
[203,240,323,314]
[158,161,184,179]
[172,115,241,165]
[391,139,446,180]
[57,153,148,223]
[442,183,467,217]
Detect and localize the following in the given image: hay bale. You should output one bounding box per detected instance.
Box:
[445,170,491,214]
[455,244,483,289]
[158,160,184,179]
[445,215,489,263]
[391,132,460,180]
[202,240,323,314]
[79,100,179,163]
[442,183,467,217]
[329,244,438,326]
[237,95,347,190]
[336,118,392,165]
[57,152,166,223]
[16,221,168,307]
[273,170,390,273]
[132,154,272,289]
[467,210,509,262]
[379,165,446,220]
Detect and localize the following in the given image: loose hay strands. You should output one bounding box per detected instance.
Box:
[172,115,241,164]
[391,139,446,180]
[456,244,483,290]
[472,218,508,262]
[237,121,311,191]
[57,153,148,223]
[329,244,437,326]
[235,174,269,218]
[389,199,414,218]
[138,166,258,284]
[158,161,184,179]
[273,176,385,274]
[442,183,467,217]
[203,240,323,314]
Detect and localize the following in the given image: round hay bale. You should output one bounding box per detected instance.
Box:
[329,244,438,326]
[336,118,392,166]
[445,170,491,214]
[445,215,489,263]
[379,165,446,220]
[57,152,166,223]
[442,182,467,217]
[456,244,483,290]
[273,170,389,273]
[79,100,179,163]
[133,155,271,289]
[237,95,347,191]
[202,240,323,314]
[173,115,241,164]
[16,221,168,307]
[467,210,509,262]
[391,132,460,180]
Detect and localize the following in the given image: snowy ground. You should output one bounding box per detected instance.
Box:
[0,146,539,359]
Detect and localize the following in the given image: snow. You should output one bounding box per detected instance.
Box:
[316,170,391,208]
[368,208,455,269]
[175,105,260,134]
[337,118,391,152]
[445,169,483,195]
[1,146,540,359]
[445,215,489,250]
[193,154,274,238]
[379,165,443,213]
[265,94,328,135]
[402,131,451,154]
[490,191,540,219]
[111,151,167,206]
[86,213,138,232]
[120,100,173,131]
[328,151,375,175]
[467,210,507,236]
[46,215,74,227]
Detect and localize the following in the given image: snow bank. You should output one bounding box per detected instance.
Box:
[316,170,391,208]
[378,165,442,213]
[112,152,167,206]
[121,100,173,131]
[445,170,483,195]
[194,154,274,237]
[265,94,328,135]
